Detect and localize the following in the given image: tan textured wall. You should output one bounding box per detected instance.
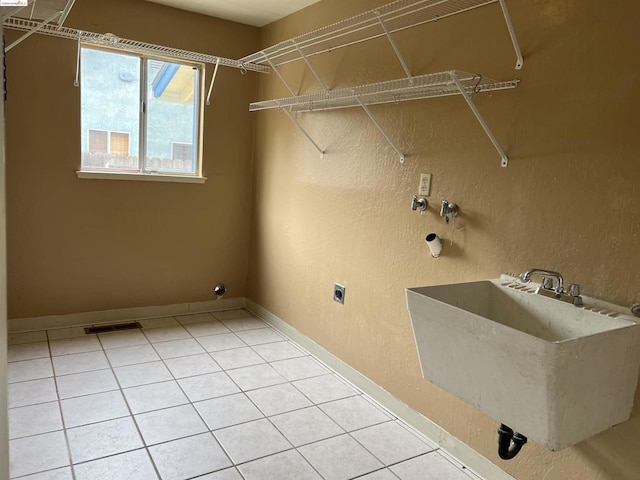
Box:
[249,1,640,479]
[5,0,259,319]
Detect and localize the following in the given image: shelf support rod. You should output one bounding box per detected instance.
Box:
[498,0,523,70]
[375,11,412,80]
[354,96,405,163]
[263,53,297,97]
[280,107,325,158]
[206,58,220,106]
[74,30,81,87]
[5,11,61,52]
[450,72,509,167]
[293,41,328,92]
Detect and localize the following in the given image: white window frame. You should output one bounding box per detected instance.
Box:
[77,45,206,184]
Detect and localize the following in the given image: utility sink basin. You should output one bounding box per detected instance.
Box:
[406,276,640,450]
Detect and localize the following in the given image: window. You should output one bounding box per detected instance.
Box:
[80,46,203,178]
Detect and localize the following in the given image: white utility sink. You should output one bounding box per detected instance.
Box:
[406,276,640,450]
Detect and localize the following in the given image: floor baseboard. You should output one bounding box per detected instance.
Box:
[8,297,244,332]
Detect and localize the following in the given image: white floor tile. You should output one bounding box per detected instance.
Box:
[67,416,143,463]
[124,380,189,414]
[8,357,53,383]
[319,396,392,432]
[47,327,90,341]
[56,369,119,399]
[5,312,478,480]
[113,361,173,388]
[238,449,322,480]
[351,421,435,465]
[52,350,110,376]
[178,371,240,402]
[214,419,292,464]
[299,434,383,480]
[139,317,180,329]
[252,341,306,362]
[149,432,232,480]
[246,383,313,416]
[175,312,217,325]
[9,401,62,439]
[8,330,47,345]
[213,309,252,321]
[73,448,158,480]
[271,356,329,381]
[359,469,400,479]
[143,325,190,343]
[60,390,130,428]
[293,375,358,404]
[135,404,208,445]
[226,364,287,391]
[16,466,73,480]
[184,320,231,337]
[195,393,263,430]
[99,330,149,350]
[390,452,474,480]
[8,377,58,408]
[271,406,344,446]
[9,430,69,478]
[8,342,50,362]
[218,316,267,332]
[196,468,243,480]
[210,347,265,370]
[197,333,246,352]
[105,344,161,367]
[235,328,284,346]
[49,336,101,356]
[153,338,206,359]
[164,353,221,378]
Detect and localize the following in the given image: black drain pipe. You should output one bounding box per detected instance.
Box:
[497,424,528,460]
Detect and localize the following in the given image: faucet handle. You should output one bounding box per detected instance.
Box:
[568,284,581,297]
[541,277,554,290]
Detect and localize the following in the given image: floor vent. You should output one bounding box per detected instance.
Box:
[84,322,142,334]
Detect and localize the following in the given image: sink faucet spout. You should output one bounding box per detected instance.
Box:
[520,268,564,294]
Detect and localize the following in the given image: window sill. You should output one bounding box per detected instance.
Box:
[76,171,207,184]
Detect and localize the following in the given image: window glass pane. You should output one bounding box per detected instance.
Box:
[81,48,140,171]
[88,130,108,153]
[145,60,199,174]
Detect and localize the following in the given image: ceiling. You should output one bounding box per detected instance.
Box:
[144,0,322,27]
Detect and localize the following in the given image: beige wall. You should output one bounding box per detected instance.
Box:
[249,1,640,479]
[5,0,259,319]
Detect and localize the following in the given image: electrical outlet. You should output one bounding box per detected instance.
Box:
[418,173,432,196]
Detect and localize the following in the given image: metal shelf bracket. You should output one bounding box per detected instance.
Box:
[450,72,509,167]
[5,10,61,52]
[354,96,405,163]
[280,107,325,158]
[498,0,523,70]
[374,10,412,80]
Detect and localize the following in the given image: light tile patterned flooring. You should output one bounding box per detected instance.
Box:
[7,309,482,480]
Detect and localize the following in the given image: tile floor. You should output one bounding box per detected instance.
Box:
[7,309,482,480]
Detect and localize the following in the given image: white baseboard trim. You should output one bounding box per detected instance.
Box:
[245,299,515,480]
[8,297,245,332]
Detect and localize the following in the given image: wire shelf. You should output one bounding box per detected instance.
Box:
[1,0,75,25]
[3,17,269,72]
[241,0,498,67]
[250,70,518,112]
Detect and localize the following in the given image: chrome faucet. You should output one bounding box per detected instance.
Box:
[519,268,583,306]
[519,269,564,294]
